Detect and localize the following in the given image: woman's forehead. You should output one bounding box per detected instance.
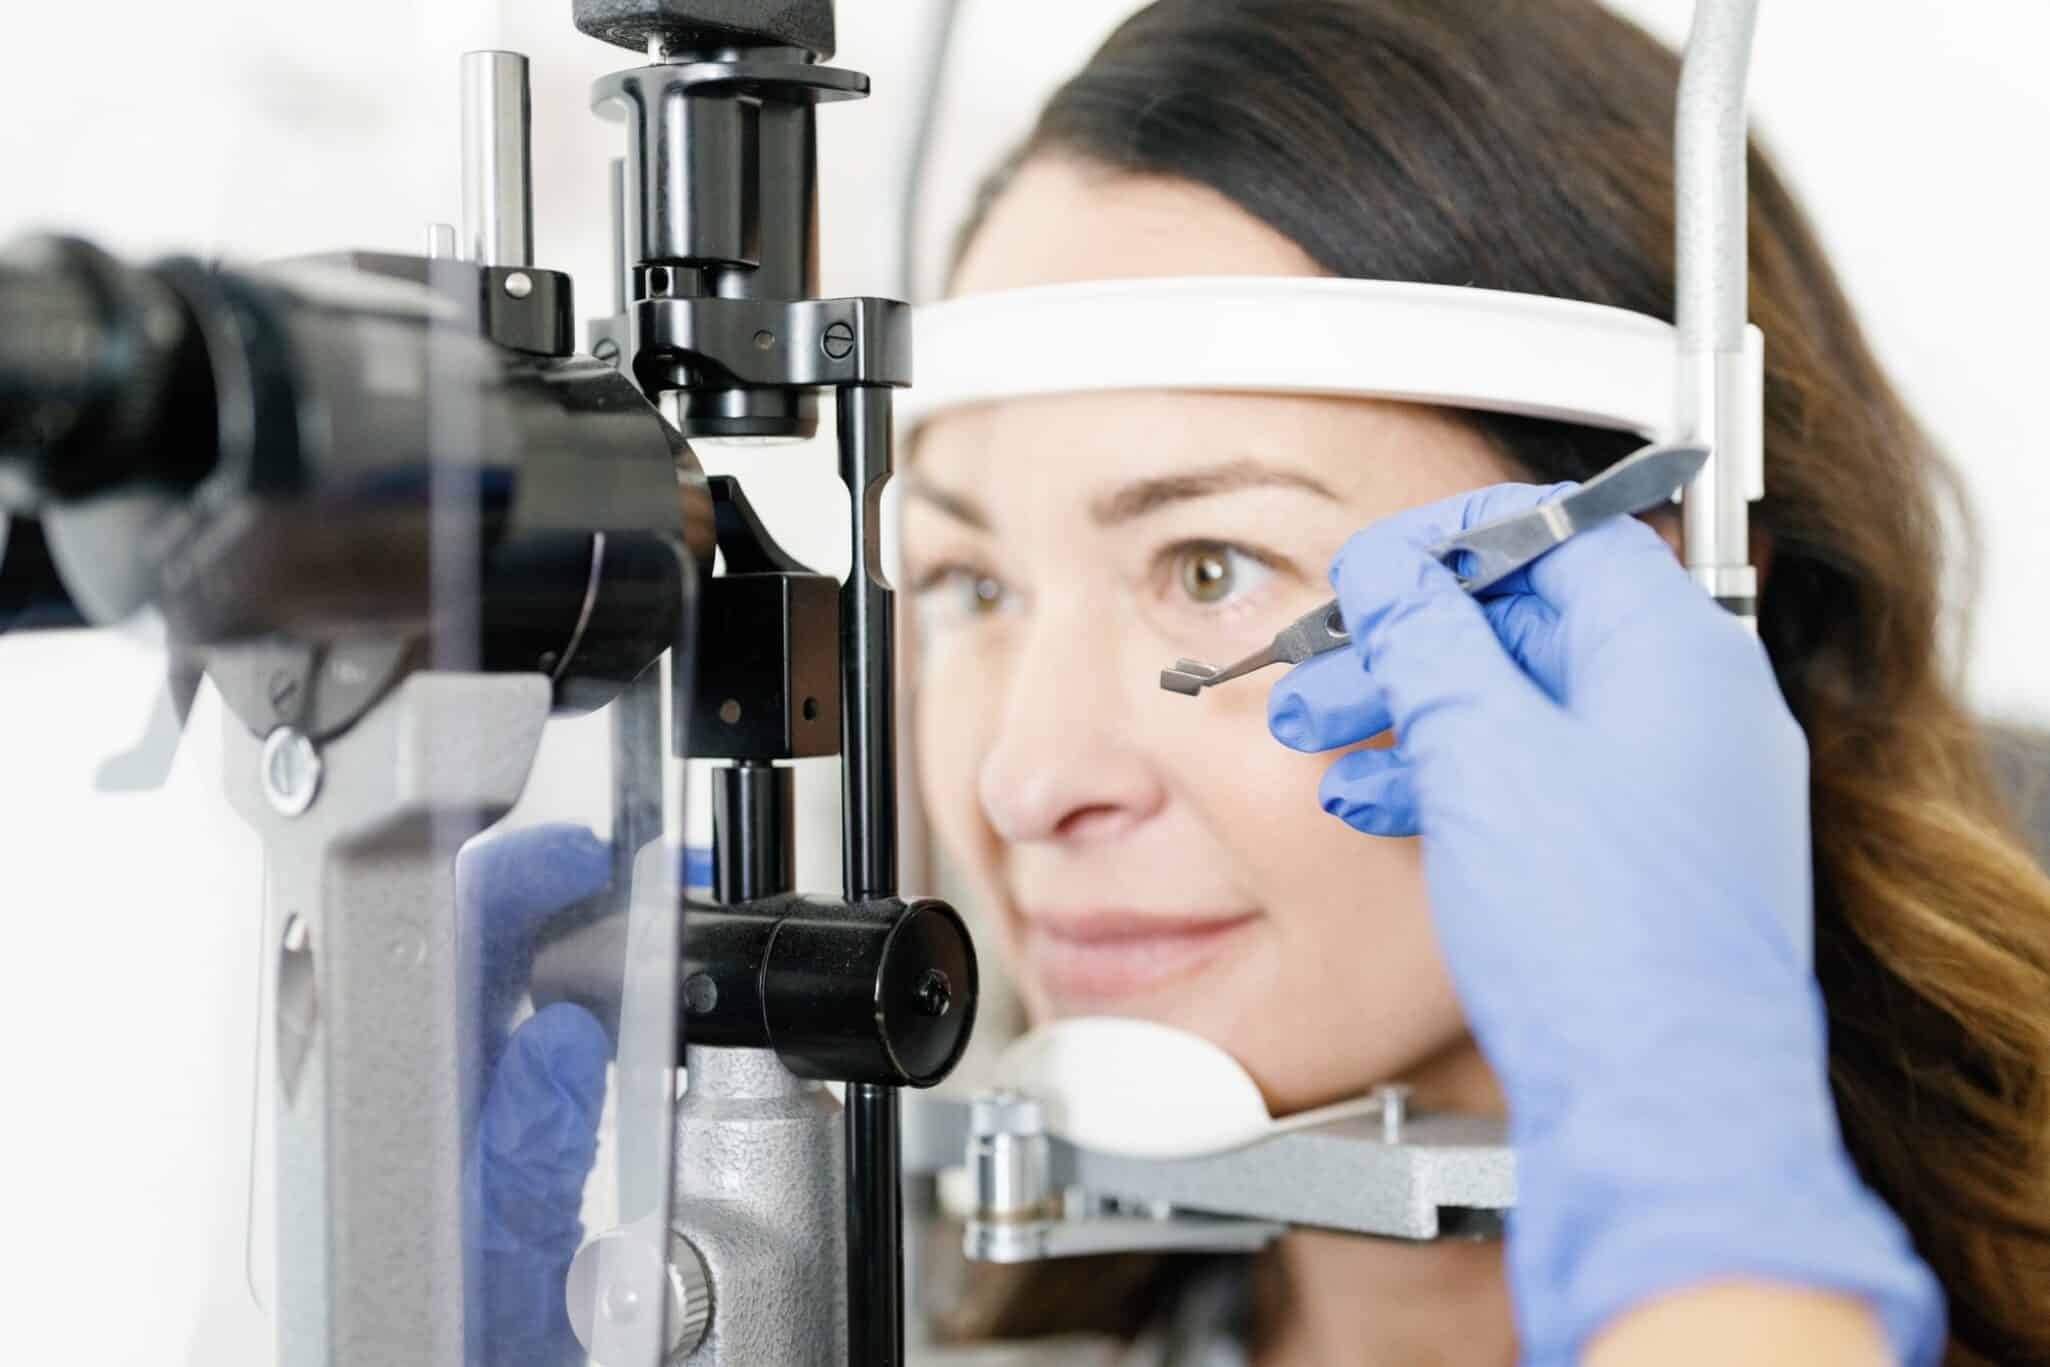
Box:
[907,390,1508,522]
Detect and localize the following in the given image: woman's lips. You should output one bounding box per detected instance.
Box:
[1018,909,1260,1008]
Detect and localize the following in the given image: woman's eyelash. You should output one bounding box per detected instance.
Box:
[907,560,992,594]
[1157,540,1290,573]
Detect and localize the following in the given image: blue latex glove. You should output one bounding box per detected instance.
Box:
[459,823,614,1367]
[1267,485,1944,1366]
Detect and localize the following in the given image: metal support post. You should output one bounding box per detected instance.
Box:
[461,51,535,268]
[1676,0,1764,624]
[839,381,903,1365]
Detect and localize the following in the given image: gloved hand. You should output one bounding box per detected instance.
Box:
[1266,485,1944,1366]
[459,823,614,1367]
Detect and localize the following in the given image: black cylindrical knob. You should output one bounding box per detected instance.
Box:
[763,897,977,1087]
[676,893,979,1087]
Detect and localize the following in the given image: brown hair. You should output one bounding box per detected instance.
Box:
[939,2,2050,1362]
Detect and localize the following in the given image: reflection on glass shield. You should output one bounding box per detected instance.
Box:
[0,27,693,1354]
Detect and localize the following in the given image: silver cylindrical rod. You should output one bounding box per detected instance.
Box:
[460,51,534,268]
[609,157,632,314]
[1675,0,1762,618]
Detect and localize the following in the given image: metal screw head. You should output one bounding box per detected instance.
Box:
[753,328,777,351]
[683,972,719,1016]
[718,699,742,725]
[1373,1083,1413,1143]
[503,271,534,299]
[913,968,953,1018]
[821,320,856,360]
[262,728,322,817]
[969,1088,1045,1138]
[592,337,621,367]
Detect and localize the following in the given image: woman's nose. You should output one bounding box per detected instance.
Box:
[976,617,1166,847]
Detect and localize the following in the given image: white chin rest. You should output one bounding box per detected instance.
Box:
[900,275,1762,443]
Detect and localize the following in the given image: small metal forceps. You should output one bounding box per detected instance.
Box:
[1159,441,1709,695]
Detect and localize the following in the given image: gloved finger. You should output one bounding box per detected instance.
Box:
[1480,591,1567,704]
[1268,647,1391,752]
[458,823,613,955]
[1511,506,1705,634]
[1268,592,1565,752]
[469,1002,610,1367]
[1397,479,1578,541]
[1393,476,1699,645]
[1330,522,1549,746]
[1317,746,1419,836]
[1324,482,1574,600]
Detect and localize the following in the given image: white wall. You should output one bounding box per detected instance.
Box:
[0,3,2042,1362]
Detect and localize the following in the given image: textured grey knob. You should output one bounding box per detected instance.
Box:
[566,1227,713,1363]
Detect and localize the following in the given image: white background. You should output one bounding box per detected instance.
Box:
[0,2,2042,1361]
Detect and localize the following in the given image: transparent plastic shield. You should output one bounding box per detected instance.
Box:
[0,4,694,1363]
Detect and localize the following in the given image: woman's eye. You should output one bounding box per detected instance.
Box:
[1170,542,1274,607]
[912,565,1012,630]
[963,573,1006,614]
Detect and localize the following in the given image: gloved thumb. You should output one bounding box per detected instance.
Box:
[1329,521,1549,752]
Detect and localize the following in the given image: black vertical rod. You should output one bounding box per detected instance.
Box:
[712,761,794,903]
[846,1082,901,1363]
[838,382,903,1367]
[839,383,900,900]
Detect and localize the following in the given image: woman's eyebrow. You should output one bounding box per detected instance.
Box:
[1089,460,1342,526]
[901,475,990,530]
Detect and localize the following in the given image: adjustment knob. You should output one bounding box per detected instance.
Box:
[566,1226,713,1364]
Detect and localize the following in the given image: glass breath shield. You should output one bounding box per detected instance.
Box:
[0,227,700,1366]
[0,5,982,1366]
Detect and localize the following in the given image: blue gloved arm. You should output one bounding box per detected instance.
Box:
[1267,486,1944,1366]
[459,824,614,1367]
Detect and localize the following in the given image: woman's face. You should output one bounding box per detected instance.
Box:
[905,159,1513,1114]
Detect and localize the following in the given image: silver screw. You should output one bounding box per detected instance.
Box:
[821,320,856,360]
[503,271,534,299]
[684,972,719,1015]
[262,728,322,817]
[1375,1083,1412,1144]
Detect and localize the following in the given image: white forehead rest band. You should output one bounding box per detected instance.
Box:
[899,276,1762,468]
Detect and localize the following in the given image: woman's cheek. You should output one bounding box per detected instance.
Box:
[912,630,1017,888]
[1180,708,1466,1113]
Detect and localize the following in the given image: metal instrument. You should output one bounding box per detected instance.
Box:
[1160,441,1709,695]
